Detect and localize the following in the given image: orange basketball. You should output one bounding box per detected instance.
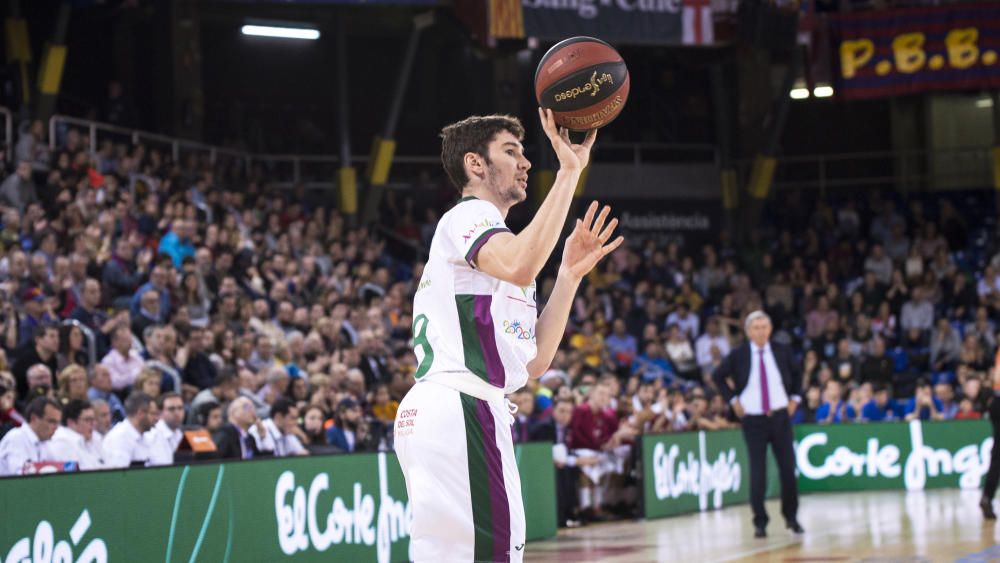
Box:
[534,36,630,131]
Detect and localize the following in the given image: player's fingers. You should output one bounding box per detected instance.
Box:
[582,201,598,229]
[591,205,611,234]
[539,108,556,137]
[559,126,570,144]
[598,217,619,243]
[582,127,598,149]
[602,236,625,255]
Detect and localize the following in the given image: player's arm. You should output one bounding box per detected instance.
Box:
[476,109,597,287]
[527,202,623,379]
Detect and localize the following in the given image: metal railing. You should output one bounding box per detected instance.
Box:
[48,114,252,172]
[144,359,183,396]
[45,113,998,196]
[738,146,995,195]
[60,319,97,368]
[0,106,12,163]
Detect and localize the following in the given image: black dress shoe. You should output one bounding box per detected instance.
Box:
[754,526,767,538]
[981,497,997,520]
[786,521,805,534]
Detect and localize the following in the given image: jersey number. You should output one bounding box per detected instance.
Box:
[412,314,434,379]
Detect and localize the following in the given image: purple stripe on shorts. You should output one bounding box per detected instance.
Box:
[474,295,506,389]
[476,399,511,563]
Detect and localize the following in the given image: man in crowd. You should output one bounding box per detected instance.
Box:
[250,397,307,457]
[49,399,104,470]
[100,325,144,390]
[102,392,156,468]
[213,396,274,460]
[0,396,61,475]
[11,324,59,398]
[146,392,185,465]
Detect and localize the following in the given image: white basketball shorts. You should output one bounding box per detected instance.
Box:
[395,379,526,562]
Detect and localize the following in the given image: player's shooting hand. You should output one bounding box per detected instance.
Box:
[538,107,597,172]
[559,201,624,282]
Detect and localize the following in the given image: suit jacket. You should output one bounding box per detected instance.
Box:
[326,426,353,452]
[359,354,390,388]
[529,419,557,443]
[712,341,803,404]
[212,423,273,460]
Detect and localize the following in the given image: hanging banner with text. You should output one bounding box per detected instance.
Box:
[0,444,557,563]
[521,0,684,45]
[831,3,1000,99]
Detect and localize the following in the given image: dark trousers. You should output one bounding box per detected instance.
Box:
[741,408,798,528]
[555,466,580,524]
[983,398,1000,499]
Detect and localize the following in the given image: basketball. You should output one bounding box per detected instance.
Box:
[534,36,630,131]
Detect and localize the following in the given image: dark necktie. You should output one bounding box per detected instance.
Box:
[760,349,771,413]
[243,435,254,459]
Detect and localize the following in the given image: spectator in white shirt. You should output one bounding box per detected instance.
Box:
[696,317,731,373]
[145,392,185,466]
[0,397,61,476]
[49,399,104,470]
[665,304,700,341]
[251,397,307,457]
[100,325,145,391]
[102,392,155,468]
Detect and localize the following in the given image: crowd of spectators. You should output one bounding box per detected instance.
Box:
[0,114,998,528]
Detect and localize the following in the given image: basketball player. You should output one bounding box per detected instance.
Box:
[394,108,623,562]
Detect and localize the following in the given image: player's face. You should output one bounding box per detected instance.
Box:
[485,131,531,206]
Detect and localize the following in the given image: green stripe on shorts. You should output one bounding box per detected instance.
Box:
[461,392,494,562]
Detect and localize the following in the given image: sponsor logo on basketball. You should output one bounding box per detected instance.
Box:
[651,431,741,510]
[563,95,624,127]
[553,71,614,103]
[2,509,107,563]
[795,420,991,491]
[275,454,411,563]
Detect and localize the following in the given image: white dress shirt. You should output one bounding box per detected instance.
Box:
[100,348,146,390]
[102,419,151,468]
[0,424,53,476]
[49,426,104,471]
[695,333,731,369]
[737,343,790,415]
[250,418,301,457]
[145,419,183,466]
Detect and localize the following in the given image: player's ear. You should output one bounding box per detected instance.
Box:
[464,152,485,181]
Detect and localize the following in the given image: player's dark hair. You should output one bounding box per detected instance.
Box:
[440,115,525,194]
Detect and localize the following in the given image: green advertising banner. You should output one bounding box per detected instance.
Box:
[794,419,992,492]
[642,429,780,519]
[0,443,557,563]
[642,419,994,521]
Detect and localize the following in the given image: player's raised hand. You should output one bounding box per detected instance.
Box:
[539,107,597,172]
[560,201,624,281]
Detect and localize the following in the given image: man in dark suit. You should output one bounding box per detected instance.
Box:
[212,396,274,460]
[713,310,803,538]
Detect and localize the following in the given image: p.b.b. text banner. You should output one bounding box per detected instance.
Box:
[832,3,1000,99]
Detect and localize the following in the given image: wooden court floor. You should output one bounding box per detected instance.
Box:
[525,489,1000,562]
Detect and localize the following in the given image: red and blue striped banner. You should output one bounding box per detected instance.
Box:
[830,3,1000,100]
